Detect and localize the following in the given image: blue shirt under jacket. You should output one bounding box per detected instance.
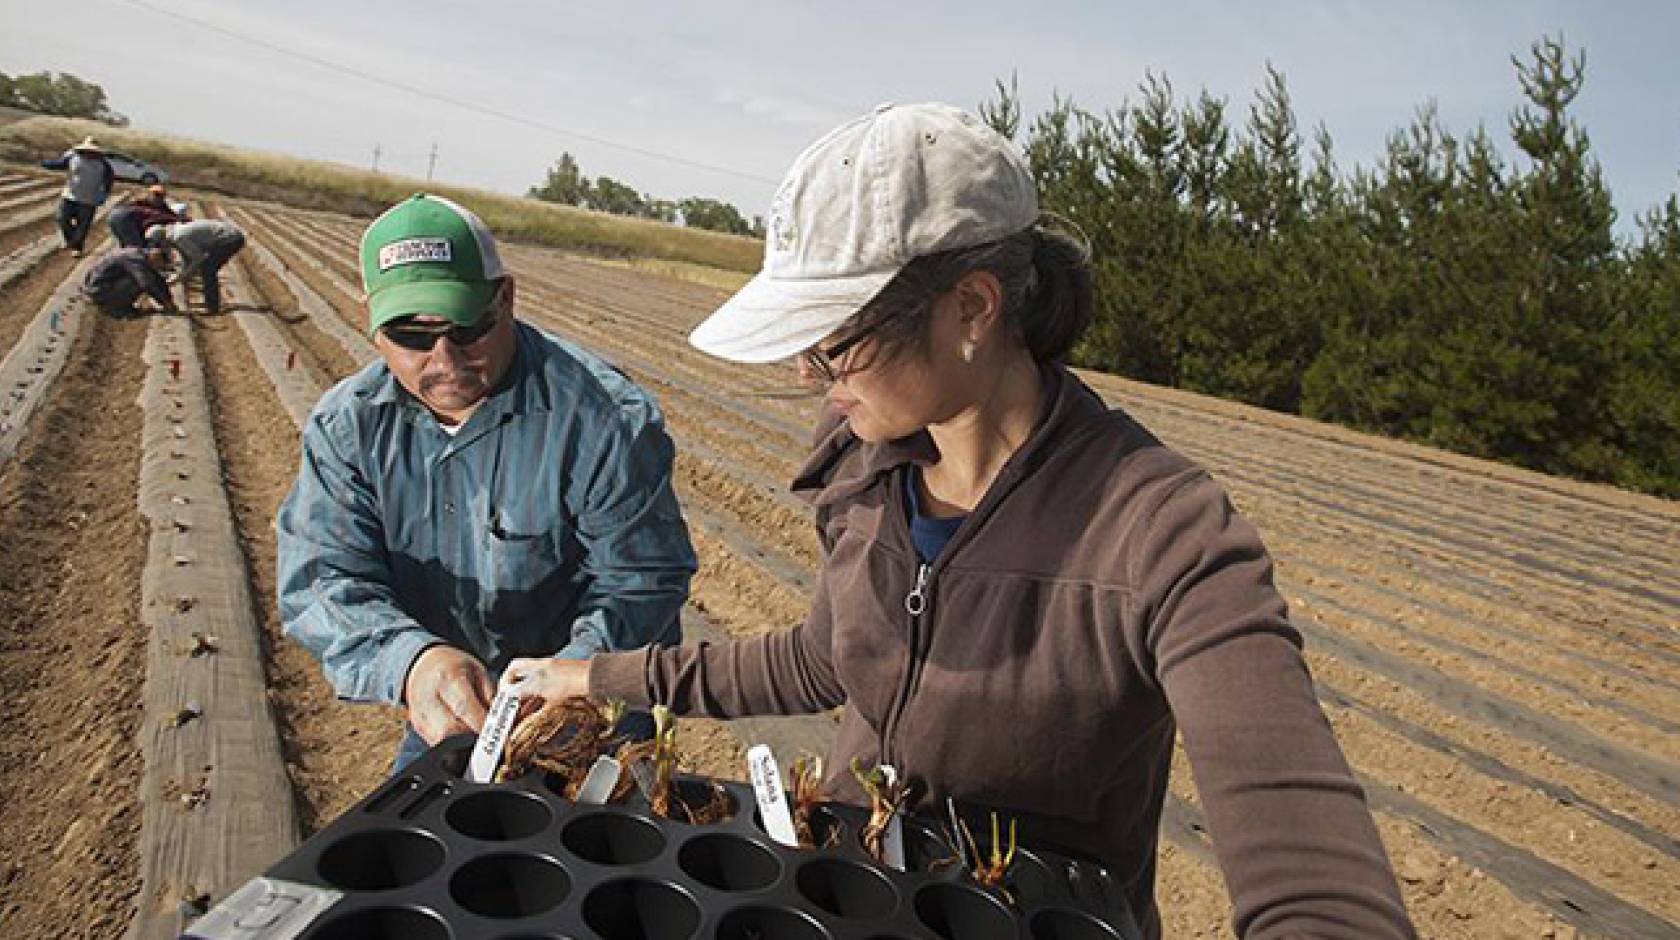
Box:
[276,320,697,705]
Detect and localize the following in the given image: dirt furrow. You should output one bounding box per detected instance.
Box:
[0,229,105,367]
[1278,546,1680,710]
[1295,581,1680,750]
[1252,498,1680,672]
[0,191,59,217]
[0,214,56,262]
[224,208,366,335]
[207,206,362,384]
[1106,392,1680,602]
[0,177,57,198]
[1311,651,1680,848]
[1090,368,1680,524]
[190,262,403,835]
[0,311,150,938]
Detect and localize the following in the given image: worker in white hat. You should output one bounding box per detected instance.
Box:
[504,102,1416,940]
[39,135,115,257]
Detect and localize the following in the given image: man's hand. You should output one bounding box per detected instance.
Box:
[403,645,495,745]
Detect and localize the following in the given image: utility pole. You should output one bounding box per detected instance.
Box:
[426,142,438,182]
[372,143,382,174]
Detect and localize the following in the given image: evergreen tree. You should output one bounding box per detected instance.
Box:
[528,152,589,206]
[1185,65,1314,411]
[1608,194,1680,495]
[985,39,1676,496]
[1464,36,1620,476]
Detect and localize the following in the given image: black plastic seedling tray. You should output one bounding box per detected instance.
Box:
[190,736,1143,940]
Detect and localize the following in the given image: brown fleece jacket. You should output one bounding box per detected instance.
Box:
[590,366,1414,938]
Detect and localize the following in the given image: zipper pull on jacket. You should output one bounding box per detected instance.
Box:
[904,563,931,615]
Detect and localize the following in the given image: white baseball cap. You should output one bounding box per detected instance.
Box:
[689,102,1039,363]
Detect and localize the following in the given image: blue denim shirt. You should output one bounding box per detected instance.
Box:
[276,320,697,704]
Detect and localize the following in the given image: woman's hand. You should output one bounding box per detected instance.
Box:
[503,655,592,703]
[500,656,594,766]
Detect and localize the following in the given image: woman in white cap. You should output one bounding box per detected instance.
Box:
[507,102,1414,939]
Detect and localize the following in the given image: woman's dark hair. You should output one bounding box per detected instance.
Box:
[839,217,1093,369]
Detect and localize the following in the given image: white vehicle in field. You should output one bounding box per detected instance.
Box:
[104,151,169,185]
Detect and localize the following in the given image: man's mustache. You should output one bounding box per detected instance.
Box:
[419,370,486,394]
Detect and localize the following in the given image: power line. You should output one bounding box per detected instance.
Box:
[121,0,781,187]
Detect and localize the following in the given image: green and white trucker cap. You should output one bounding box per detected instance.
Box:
[688,102,1038,363]
[360,193,505,334]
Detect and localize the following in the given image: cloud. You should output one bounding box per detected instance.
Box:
[713,86,852,130]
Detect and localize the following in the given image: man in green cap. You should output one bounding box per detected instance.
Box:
[276,193,697,770]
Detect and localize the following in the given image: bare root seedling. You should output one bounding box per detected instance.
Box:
[498,700,730,823]
[788,752,834,849]
[496,696,624,791]
[959,812,1019,903]
[618,705,731,825]
[850,759,919,865]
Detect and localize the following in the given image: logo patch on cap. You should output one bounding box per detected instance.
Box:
[378,237,453,271]
[767,184,797,254]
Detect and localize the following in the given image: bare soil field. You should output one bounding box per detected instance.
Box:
[0,172,1675,938]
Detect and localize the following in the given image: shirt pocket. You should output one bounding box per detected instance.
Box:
[483,521,565,595]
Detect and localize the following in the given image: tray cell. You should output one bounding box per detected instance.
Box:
[448,852,571,919]
[795,858,897,920]
[580,877,701,940]
[446,789,554,841]
[302,905,449,939]
[315,828,445,892]
[676,832,782,892]
[561,811,667,865]
[1029,908,1126,939]
[912,882,1017,940]
[714,905,832,940]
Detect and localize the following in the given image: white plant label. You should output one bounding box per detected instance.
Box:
[467,676,527,783]
[881,764,906,870]
[180,877,341,940]
[575,755,622,804]
[748,745,798,847]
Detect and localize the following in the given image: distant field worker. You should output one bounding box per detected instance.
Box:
[146,218,246,314]
[107,184,180,249]
[504,103,1416,939]
[80,243,177,318]
[39,135,114,257]
[275,194,696,772]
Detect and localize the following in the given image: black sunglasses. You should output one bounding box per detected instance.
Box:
[383,307,499,352]
[801,324,877,384]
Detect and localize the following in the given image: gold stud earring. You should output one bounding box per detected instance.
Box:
[961,341,975,363]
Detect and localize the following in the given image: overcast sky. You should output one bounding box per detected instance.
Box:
[3,1,1676,236]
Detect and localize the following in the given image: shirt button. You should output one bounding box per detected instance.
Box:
[444,502,456,514]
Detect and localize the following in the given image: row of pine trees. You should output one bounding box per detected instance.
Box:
[983,37,1679,498]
